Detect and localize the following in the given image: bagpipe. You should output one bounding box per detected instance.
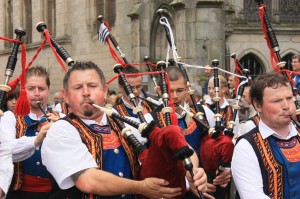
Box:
[36,22,74,69]
[198,60,234,199]
[157,9,212,135]
[211,60,223,138]
[157,8,235,138]
[0,28,27,116]
[93,104,196,198]
[0,21,75,116]
[35,22,74,115]
[97,15,204,199]
[221,54,253,137]
[157,9,236,199]
[255,0,300,121]
[208,58,248,139]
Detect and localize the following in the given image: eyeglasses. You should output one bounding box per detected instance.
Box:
[170,88,186,94]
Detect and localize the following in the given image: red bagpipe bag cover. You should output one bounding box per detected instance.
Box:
[137,125,188,199]
[200,134,234,172]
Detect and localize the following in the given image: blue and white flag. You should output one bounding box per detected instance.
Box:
[98,23,110,44]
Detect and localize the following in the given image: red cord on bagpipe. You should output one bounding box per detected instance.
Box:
[107,39,126,67]
[258,5,296,85]
[7,38,47,88]
[43,30,68,72]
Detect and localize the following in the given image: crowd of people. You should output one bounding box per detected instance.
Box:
[0,56,300,199]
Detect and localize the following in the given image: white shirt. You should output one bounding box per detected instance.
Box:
[0,114,13,199]
[0,110,65,162]
[0,134,13,199]
[41,113,143,190]
[52,103,62,113]
[0,111,36,162]
[232,120,298,199]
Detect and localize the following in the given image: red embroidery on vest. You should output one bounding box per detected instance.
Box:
[253,132,284,199]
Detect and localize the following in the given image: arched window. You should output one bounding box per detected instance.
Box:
[243,0,272,23]
[239,53,263,79]
[282,53,295,71]
[4,0,13,48]
[150,8,174,62]
[279,0,300,23]
[21,0,32,44]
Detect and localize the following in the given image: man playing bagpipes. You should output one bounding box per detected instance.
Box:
[41,61,208,199]
[200,73,238,199]
[143,65,231,198]
[232,72,300,199]
[0,66,64,199]
[114,66,155,118]
[96,14,208,199]
[205,75,240,135]
[145,66,215,153]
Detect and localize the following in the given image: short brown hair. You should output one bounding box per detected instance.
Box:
[250,72,291,106]
[292,54,300,62]
[26,65,50,87]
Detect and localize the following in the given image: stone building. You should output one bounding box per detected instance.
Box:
[0,0,300,103]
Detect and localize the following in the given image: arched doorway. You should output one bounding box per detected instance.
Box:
[239,53,264,79]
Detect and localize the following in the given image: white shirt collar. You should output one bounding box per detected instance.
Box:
[259,119,298,140]
[176,102,188,119]
[81,113,108,126]
[28,110,47,120]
